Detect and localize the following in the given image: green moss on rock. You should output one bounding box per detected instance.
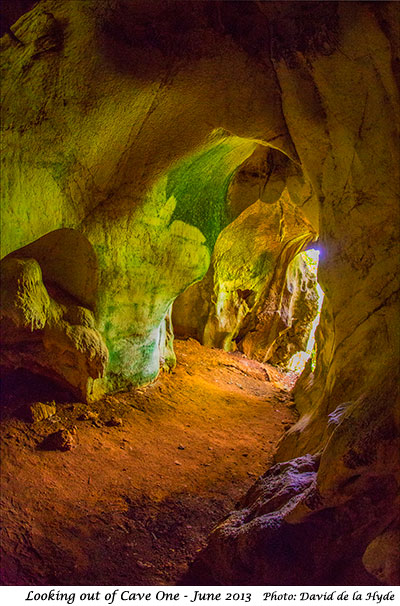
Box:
[168,133,257,250]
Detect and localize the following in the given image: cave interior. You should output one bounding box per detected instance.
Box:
[0,0,399,588]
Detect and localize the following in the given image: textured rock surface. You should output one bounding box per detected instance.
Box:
[362,525,400,585]
[1,0,399,586]
[1,0,289,390]
[189,455,321,585]
[28,401,56,423]
[191,448,398,585]
[173,192,318,364]
[41,428,77,451]
[0,256,108,401]
[262,250,321,368]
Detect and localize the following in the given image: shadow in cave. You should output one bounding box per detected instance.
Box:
[5,227,99,310]
[0,368,75,421]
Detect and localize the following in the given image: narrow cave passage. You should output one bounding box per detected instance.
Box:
[0,339,297,585]
[287,249,324,374]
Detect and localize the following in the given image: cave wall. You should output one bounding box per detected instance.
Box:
[172,189,319,364]
[1,0,294,396]
[191,1,400,585]
[0,230,108,401]
[264,250,321,368]
[1,0,399,585]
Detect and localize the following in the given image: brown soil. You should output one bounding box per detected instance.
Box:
[0,339,297,586]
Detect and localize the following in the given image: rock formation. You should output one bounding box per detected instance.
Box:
[263,250,321,368]
[173,191,320,366]
[0,231,108,401]
[1,0,399,586]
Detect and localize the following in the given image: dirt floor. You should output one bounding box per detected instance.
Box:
[0,339,297,586]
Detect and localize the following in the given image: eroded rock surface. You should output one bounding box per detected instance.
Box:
[173,192,318,365]
[189,1,400,585]
[0,256,108,401]
[362,525,400,586]
[1,0,399,586]
[191,447,398,585]
[256,250,321,368]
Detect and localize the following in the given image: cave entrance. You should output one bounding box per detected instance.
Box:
[286,248,324,374]
[172,235,324,381]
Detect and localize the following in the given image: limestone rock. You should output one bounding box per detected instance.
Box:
[192,448,398,585]
[265,251,321,367]
[173,192,317,362]
[159,304,176,372]
[107,416,123,427]
[1,0,399,587]
[192,455,321,585]
[28,401,56,423]
[0,256,108,402]
[0,257,53,330]
[42,428,76,451]
[362,526,400,585]
[1,0,291,390]
[78,411,99,422]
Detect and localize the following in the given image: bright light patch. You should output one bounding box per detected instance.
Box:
[303,248,320,270]
[287,249,324,374]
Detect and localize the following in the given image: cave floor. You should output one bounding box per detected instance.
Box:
[0,339,297,586]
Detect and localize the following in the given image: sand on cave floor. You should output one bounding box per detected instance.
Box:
[0,338,298,586]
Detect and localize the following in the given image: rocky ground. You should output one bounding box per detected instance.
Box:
[0,339,296,586]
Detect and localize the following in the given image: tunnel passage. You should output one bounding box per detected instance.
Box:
[172,196,323,375]
[277,248,324,374]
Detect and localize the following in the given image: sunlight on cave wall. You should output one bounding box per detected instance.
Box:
[287,249,324,374]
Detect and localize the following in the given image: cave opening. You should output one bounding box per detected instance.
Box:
[286,248,324,374]
[1,0,399,592]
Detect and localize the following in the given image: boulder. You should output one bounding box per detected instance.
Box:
[28,401,56,423]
